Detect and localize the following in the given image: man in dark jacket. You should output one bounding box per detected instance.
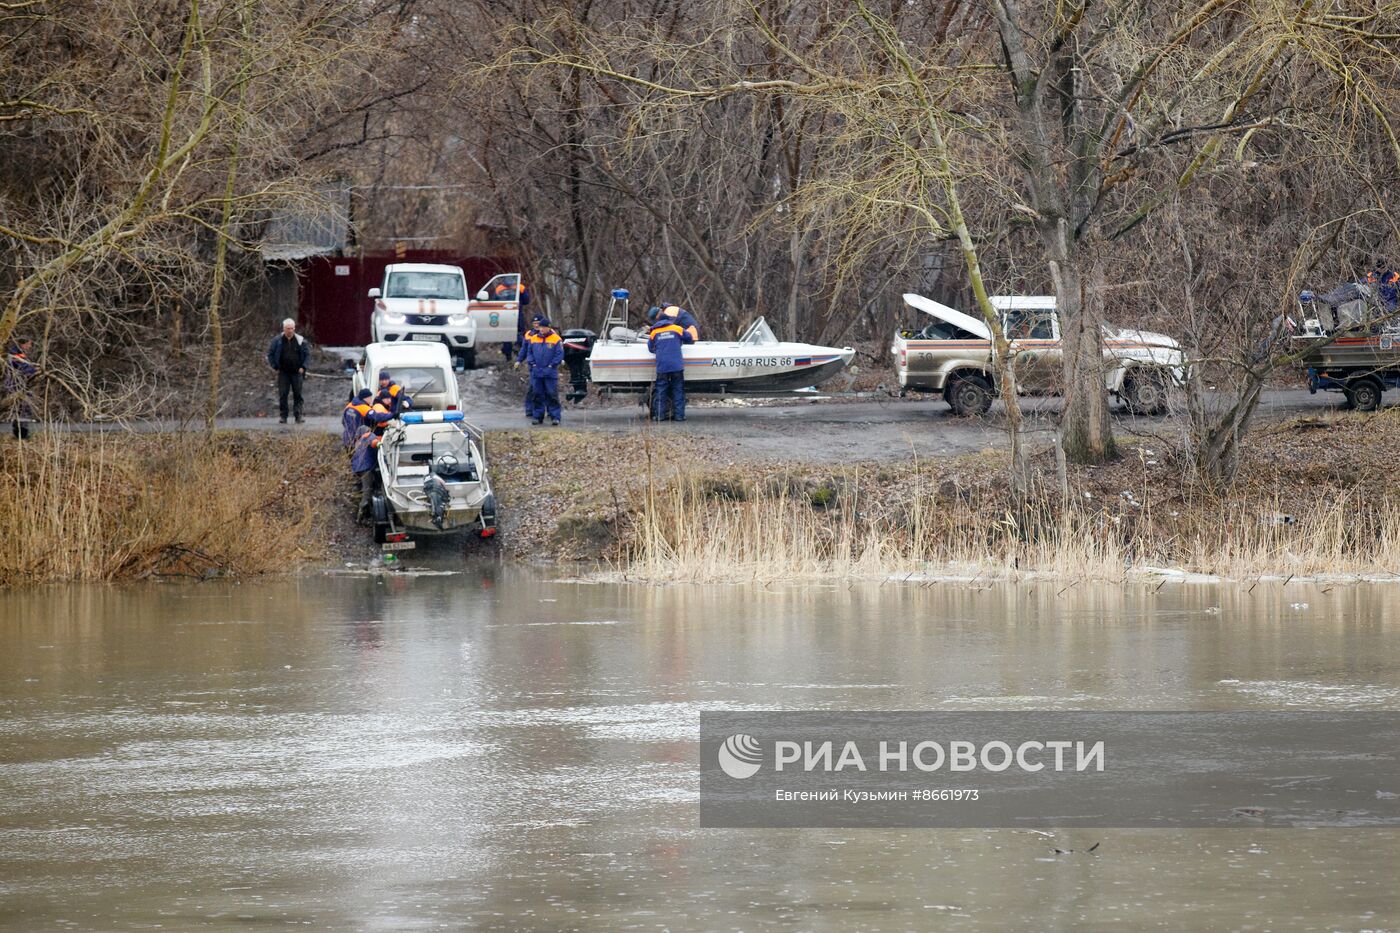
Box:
[515,314,564,425]
[266,318,310,423]
[647,309,694,421]
[504,281,532,359]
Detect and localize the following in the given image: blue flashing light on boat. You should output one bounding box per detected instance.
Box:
[400,410,464,424]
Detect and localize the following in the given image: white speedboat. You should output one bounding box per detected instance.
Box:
[583,290,855,394]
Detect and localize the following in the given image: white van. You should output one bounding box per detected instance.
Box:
[352,342,461,413]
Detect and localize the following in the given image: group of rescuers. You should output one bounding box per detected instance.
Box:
[514,301,700,425]
[341,367,414,524]
[334,296,701,523]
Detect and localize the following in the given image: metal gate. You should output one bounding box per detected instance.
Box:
[297,252,516,346]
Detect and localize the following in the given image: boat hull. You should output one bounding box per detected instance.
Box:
[587,342,855,393]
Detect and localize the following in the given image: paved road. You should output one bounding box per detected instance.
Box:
[56,388,1352,462]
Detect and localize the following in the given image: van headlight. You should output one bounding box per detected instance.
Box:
[383,310,406,324]
[449,313,470,326]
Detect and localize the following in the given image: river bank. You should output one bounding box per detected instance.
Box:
[3,406,1398,587]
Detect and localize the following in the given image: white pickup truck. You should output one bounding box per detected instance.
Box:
[891,293,1185,416]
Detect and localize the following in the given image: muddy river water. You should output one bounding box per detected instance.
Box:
[3,567,1399,930]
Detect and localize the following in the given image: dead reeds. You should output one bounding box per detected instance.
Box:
[0,430,336,587]
[628,470,1400,584]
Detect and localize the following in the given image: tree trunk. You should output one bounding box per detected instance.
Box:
[206,1,252,434]
[1047,225,1115,463]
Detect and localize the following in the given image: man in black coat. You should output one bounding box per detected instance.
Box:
[266,318,310,423]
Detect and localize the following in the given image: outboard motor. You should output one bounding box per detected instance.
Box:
[561,328,597,403]
[423,471,451,530]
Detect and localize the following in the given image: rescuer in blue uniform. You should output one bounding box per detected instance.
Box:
[6,338,37,439]
[656,300,700,340]
[1367,259,1400,309]
[364,400,395,438]
[341,388,374,448]
[374,370,412,418]
[515,314,563,425]
[647,308,694,421]
[350,423,381,523]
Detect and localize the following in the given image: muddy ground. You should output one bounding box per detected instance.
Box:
[314,403,1400,571]
[42,334,1390,571]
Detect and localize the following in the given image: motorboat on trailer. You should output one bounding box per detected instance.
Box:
[575,289,856,395]
[369,410,498,547]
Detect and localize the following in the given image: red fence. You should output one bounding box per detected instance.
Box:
[296,251,516,346]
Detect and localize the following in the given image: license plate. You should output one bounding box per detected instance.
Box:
[411,334,441,342]
[381,540,416,551]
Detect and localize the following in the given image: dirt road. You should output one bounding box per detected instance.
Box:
[57,360,1353,462]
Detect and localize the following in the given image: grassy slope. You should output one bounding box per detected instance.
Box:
[4,408,1397,586]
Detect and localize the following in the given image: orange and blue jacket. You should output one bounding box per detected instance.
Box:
[341,396,374,447]
[1367,269,1400,307]
[374,381,411,416]
[516,328,563,371]
[647,321,693,374]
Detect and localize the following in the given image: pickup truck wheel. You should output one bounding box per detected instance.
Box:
[455,348,476,371]
[1344,378,1383,412]
[946,375,993,417]
[373,521,388,544]
[1121,370,1168,416]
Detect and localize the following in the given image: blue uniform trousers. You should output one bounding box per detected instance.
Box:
[529,371,561,421]
[653,371,685,420]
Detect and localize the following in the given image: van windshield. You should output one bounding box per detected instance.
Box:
[387,367,447,395]
[385,271,465,300]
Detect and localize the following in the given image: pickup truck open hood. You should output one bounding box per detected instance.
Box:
[903,293,992,340]
[1107,326,1179,349]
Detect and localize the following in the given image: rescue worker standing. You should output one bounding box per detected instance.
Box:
[498,278,531,359]
[351,423,381,524]
[266,318,309,424]
[374,370,412,418]
[341,388,374,448]
[515,313,563,425]
[6,338,37,440]
[648,307,694,421]
[1367,259,1399,310]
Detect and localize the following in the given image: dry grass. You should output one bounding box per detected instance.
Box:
[627,464,1400,585]
[0,431,338,587]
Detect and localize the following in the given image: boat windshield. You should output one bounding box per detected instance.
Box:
[739,317,779,346]
[431,427,476,479]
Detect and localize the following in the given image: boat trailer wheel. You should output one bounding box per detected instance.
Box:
[1345,378,1383,412]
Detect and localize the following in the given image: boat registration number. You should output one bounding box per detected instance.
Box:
[411,334,441,342]
[381,540,416,551]
[710,357,793,367]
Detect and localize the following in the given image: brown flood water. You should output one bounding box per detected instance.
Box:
[2,566,1399,931]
